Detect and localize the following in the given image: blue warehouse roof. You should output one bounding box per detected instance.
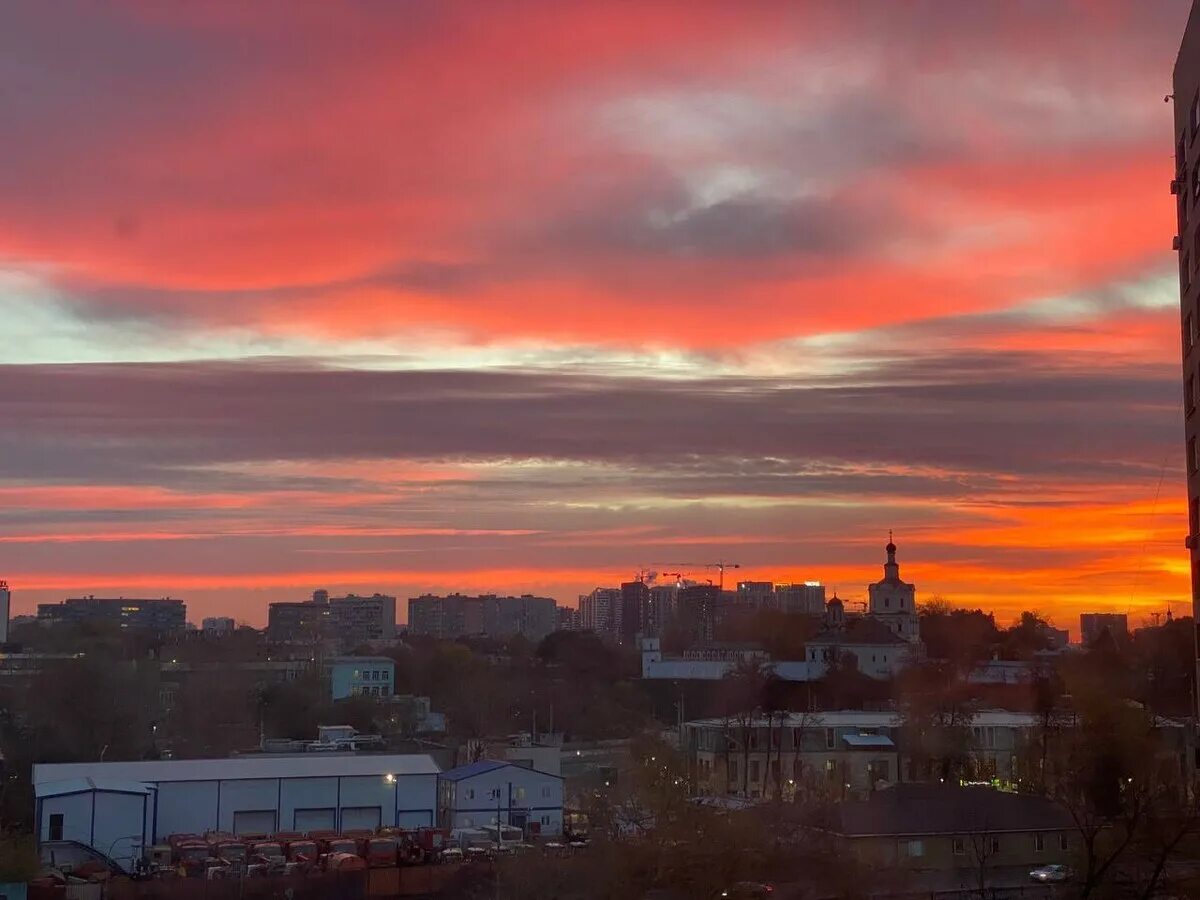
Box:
[439,759,562,781]
[438,760,511,782]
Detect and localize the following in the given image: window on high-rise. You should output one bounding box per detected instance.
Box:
[1190,437,1198,475]
[1190,497,1199,537]
[1189,374,1197,416]
[1184,253,1192,292]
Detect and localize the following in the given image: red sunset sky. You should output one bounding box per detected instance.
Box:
[0,1,1193,634]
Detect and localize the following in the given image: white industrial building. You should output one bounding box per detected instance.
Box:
[437,760,563,836]
[34,754,440,867]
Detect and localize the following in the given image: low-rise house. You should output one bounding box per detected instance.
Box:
[687,713,900,800]
[828,784,1077,875]
[684,710,1043,797]
[437,760,563,836]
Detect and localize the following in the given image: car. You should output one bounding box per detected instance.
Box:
[1029,864,1071,883]
[718,883,774,899]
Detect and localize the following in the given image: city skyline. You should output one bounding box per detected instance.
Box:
[1,1,1194,627]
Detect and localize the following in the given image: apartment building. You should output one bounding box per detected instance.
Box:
[37,596,186,633]
[406,593,557,642]
[682,710,1039,800]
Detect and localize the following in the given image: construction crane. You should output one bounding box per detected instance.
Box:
[632,568,658,584]
[662,561,742,591]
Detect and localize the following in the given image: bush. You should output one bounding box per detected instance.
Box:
[0,830,39,881]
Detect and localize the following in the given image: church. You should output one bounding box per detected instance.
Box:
[803,537,922,679]
[866,534,919,643]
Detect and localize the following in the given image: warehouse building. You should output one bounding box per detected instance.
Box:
[437,760,563,836]
[34,754,440,865]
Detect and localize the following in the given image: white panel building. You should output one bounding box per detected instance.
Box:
[437,760,563,836]
[34,754,440,866]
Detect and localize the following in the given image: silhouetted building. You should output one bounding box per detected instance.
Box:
[555,605,580,631]
[578,587,621,637]
[1175,6,1200,716]
[0,580,9,645]
[677,583,722,641]
[36,596,186,632]
[406,593,556,642]
[735,581,774,610]
[267,590,396,645]
[618,580,650,644]
[1080,612,1128,647]
[774,581,826,615]
[267,598,332,641]
[201,616,236,633]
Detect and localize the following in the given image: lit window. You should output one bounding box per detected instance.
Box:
[907,840,924,858]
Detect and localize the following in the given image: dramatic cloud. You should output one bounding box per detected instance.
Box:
[0,0,1191,630]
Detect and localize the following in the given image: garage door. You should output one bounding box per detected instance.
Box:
[396,810,432,828]
[340,806,381,831]
[294,808,336,832]
[233,810,278,835]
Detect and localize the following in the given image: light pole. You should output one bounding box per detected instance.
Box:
[106,835,142,871]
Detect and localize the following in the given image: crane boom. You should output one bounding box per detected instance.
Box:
[659,561,742,590]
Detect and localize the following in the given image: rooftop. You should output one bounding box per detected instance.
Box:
[438,760,512,781]
[807,616,907,646]
[685,709,1044,729]
[33,753,440,786]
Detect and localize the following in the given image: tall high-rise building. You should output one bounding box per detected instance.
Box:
[1175,10,1200,716]
[578,587,621,637]
[618,580,650,645]
[735,581,775,610]
[774,581,826,615]
[677,583,722,642]
[0,580,10,645]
